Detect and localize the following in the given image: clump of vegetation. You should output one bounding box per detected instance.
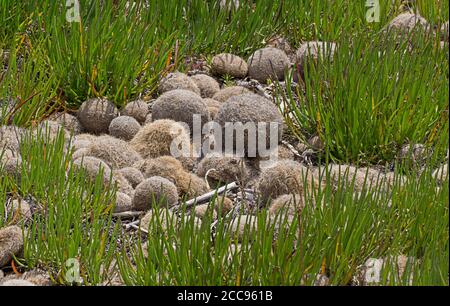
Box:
[247,47,291,83]
[158,72,201,95]
[108,116,141,141]
[190,74,221,98]
[151,90,210,133]
[132,176,179,211]
[211,53,248,78]
[122,100,149,125]
[130,119,191,159]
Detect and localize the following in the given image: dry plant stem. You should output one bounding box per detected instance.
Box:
[281,140,303,159]
[180,181,238,210]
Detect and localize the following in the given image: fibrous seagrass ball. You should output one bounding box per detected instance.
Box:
[72,156,112,184]
[323,164,394,192]
[1,149,22,179]
[144,113,152,124]
[122,100,149,124]
[130,119,191,159]
[215,93,284,157]
[190,74,221,98]
[229,215,258,242]
[108,116,141,141]
[257,160,319,205]
[33,120,71,144]
[203,98,221,119]
[268,194,305,222]
[158,71,201,95]
[151,89,209,133]
[112,171,135,197]
[132,176,178,211]
[50,112,83,135]
[209,196,234,215]
[197,153,248,186]
[0,225,23,268]
[136,155,185,181]
[212,86,251,103]
[194,203,218,220]
[0,125,25,152]
[139,209,177,234]
[77,98,119,134]
[117,167,144,188]
[85,135,142,169]
[8,198,32,221]
[386,13,429,34]
[183,173,210,198]
[72,148,89,160]
[247,47,291,83]
[114,192,132,213]
[72,133,96,151]
[135,156,208,198]
[295,41,336,80]
[211,53,248,78]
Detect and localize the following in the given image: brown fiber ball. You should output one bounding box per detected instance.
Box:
[72,133,96,151]
[209,196,234,215]
[215,93,284,157]
[136,156,185,181]
[139,209,177,234]
[132,176,179,211]
[323,164,398,192]
[247,47,291,83]
[295,41,336,80]
[130,119,191,159]
[85,135,142,169]
[77,98,119,134]
[33,120,71,145]
[268,194,305,221]
[114,192,132,213]
[386,13,429,34]
[190,74,221,98]
[1,149,22,179]
[257,160,319,205]
[136,156,208,198]
[194,204,218,220]
[183,173,210,199]
[203,98,221,119]
[0,125,25,152]
[72,156,112,184]
[211,53,248,78]
[151,89,209,133]
[212,86,251,103]
[112,171,135,197]
[117,167,144,188]
[122,100,149,124]
[196,153,248,186]
[108,116,141,141]
[50,112,83,135]
[158,71,201,95]
[229,215,258,242]
[0,226,24,268]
